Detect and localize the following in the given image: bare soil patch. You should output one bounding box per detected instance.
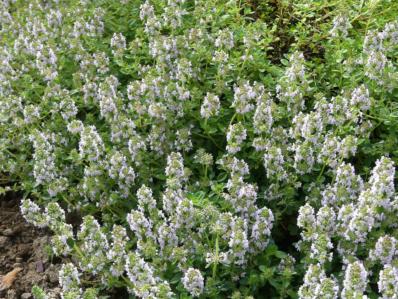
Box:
[0,196,60,299]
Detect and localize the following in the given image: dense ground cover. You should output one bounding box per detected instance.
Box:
[1,0,398,298]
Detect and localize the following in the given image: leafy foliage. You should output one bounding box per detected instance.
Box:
[0,0,398,298]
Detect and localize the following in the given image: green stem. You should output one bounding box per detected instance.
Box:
[61,194,74,208]
[229,113,237,127]
[212,234,219,279]
[73,244,85,258]
[364,113,390,123]
[317,163,327,182]
[122,275,135,289]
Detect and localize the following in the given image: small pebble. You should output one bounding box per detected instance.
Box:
[5,290,16,299]
[0,237,9,248]
[12,263,22,269]
[21,293,32,299]
[47,288,61,299]
[36,261,44,273]
[46,271,58,283]
[15,258,22,263]
[2,229,13,237]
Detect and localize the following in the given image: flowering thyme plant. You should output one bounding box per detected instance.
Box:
[1,0,398,298]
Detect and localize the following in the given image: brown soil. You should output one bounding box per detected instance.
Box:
[0,196,61,299]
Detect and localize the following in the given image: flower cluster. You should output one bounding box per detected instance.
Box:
[21,200,74,256]
[182,268,204,297]
[276,52,309,114]
[298,157,398,297]
[0,0,397,298]
[362,21,398,89]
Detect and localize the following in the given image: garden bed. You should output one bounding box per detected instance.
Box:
[0,196,60,299]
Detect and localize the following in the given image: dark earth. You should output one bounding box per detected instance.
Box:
[0,195,61,299]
